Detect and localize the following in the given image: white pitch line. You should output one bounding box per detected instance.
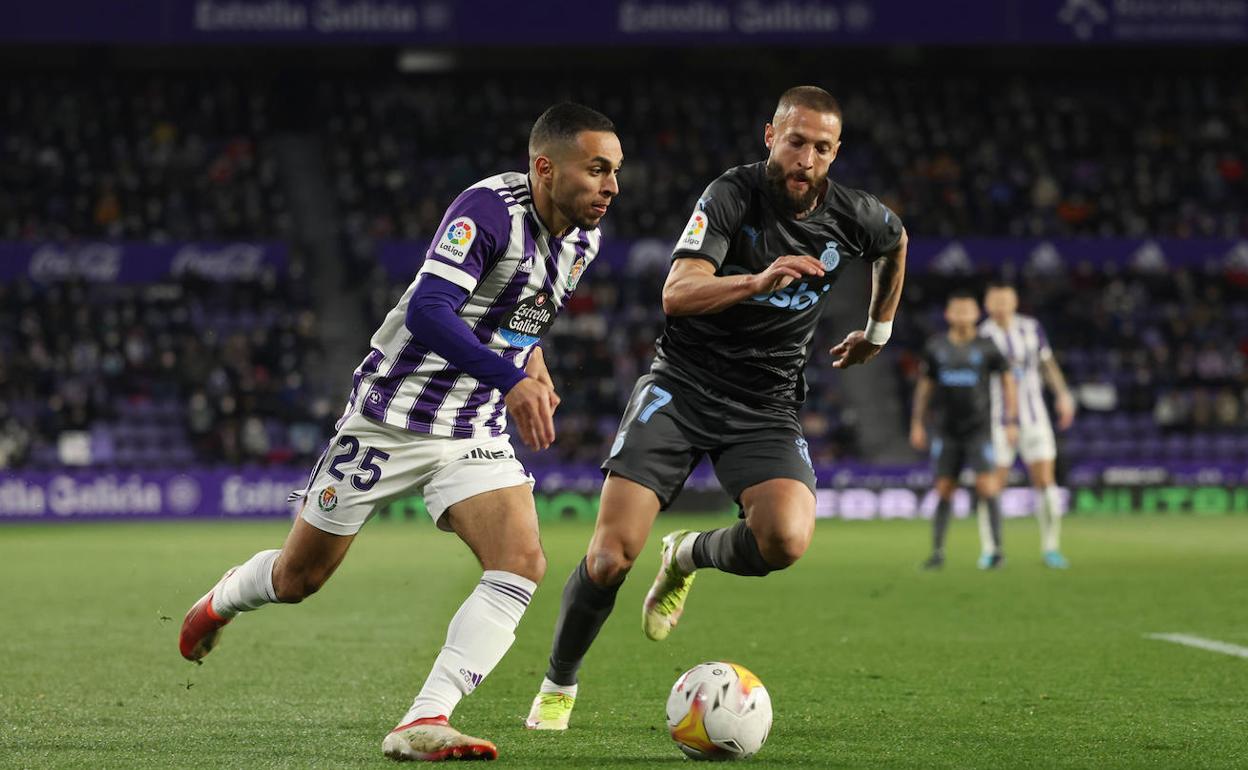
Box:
[1145,633,1248,659]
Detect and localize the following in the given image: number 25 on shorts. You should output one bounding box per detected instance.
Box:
[326,434,391,492]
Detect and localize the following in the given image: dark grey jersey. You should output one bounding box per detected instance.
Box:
[653,162,904,406]
[921,334,1009,437]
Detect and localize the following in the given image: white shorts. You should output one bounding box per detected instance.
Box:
[293,411,534,536]
[992,419,1057,468]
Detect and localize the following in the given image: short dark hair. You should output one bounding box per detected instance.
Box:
[529,103,616,159]
[774,86,842,121]
[947,288,978,303]
[985,279,1016,292]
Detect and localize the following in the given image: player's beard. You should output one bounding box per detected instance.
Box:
[765,159,824,216]
[556,195,601,231]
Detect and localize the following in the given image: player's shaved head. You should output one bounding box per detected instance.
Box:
[529,102,617,161]
[772,86,842,125]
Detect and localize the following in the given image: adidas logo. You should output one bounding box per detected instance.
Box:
[518,255,534,273]
[459,668,484,689]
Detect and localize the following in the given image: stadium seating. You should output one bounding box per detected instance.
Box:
[1,76,290,240]
[4,71,1247,470]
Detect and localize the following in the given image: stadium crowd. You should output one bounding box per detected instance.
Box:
[3,69,1247,469]
[0,266,333,469]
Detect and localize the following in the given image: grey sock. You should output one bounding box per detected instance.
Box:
[985,496,1003,553]
[932,498,953,553]
[691,520,773,577]
[545,558,620,687]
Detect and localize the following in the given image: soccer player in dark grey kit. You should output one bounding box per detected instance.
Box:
[525,86,909,730]
[910,290,1018,570]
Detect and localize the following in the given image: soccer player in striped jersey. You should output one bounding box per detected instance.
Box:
[980,281,1076,568]
[178,103,622,762]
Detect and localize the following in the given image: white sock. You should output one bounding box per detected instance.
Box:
[1034,487,1052,553]
[539,677,578,698]
[1043,485,1063,552]
[401,570,537,724]
[975,500,997,556]
[211,549,280,618]
[674,532,699,574]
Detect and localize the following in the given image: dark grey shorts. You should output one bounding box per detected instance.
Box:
[930,430,996,479]
[601,373,816,509]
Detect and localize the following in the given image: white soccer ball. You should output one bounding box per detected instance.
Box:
[666,661,772,761]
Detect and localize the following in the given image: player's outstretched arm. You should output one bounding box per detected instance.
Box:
[830,228,908,368]
[661,255,824,316]
[1041,357,1076,430]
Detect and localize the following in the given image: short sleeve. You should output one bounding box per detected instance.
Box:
[855,193,904,258]
[419,187,511,293]
[671,171,749,269]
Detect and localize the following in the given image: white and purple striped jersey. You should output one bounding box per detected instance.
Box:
[979,314,1054,430]
[344,171,600,439]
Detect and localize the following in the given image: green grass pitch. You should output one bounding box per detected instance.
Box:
[2,515,1246,768]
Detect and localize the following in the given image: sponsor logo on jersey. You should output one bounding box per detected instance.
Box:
[753,280,832,311]
[723,265,832,311]
[938,368,980,387]
[680,210,708,250]
[434,217,476,263]
[499,291,556,348]
[518,253,534,273]
[566,255,587,291]
[318,485,339,511]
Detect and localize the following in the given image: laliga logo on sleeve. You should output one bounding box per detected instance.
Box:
[435,217,476,263]
[680,210,708,250]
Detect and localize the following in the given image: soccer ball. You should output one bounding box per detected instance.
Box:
[666,661,772,761]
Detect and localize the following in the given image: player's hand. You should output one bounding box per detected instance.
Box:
[750,255,825,295]
[1005,424,1020,448]
[829,330,882,369]
[505,377,556,451]
[524,346,561,413]
[1055,392,1076,431]
[910,423,928,451]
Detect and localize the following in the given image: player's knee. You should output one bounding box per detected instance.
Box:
[271,563,329,603]
[497,541,546,584]
[757,529,810,570]
[586,545,634,587]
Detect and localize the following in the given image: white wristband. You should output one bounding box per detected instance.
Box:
[864,318,892,346]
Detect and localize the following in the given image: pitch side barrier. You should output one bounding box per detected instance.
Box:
[1,465,1245,523]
